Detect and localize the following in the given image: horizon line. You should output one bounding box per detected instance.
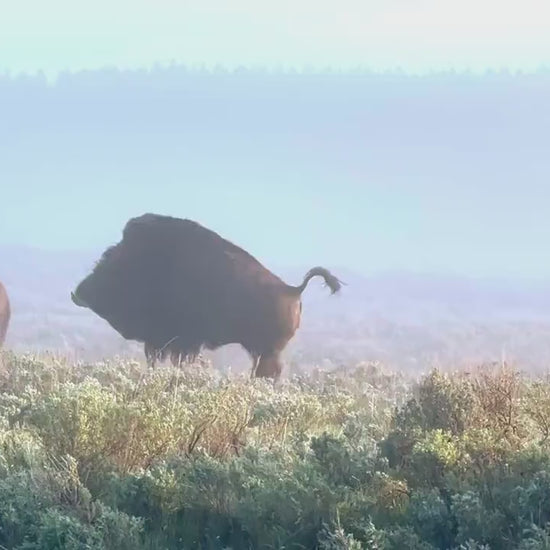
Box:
[2,61,549,84]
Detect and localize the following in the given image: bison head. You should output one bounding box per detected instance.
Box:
[71,246,121,313]
[70,244,146,340]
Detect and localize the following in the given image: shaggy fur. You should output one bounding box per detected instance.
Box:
[71,213,343,380]
[0,281,10,348]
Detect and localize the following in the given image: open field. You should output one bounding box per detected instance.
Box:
[0,351,549,548]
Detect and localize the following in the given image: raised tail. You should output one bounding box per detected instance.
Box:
[293,266,344,295]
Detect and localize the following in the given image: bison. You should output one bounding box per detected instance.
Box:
[71,213,343,380]
[0,281,10,348]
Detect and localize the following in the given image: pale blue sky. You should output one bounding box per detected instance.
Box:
[1,0,549,76]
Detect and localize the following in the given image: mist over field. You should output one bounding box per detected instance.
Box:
[1,67,550,373]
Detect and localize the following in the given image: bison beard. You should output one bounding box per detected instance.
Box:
[0,282,10,348]
[71,213,343,380]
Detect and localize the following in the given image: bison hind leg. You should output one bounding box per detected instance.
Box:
[254,352,283,382]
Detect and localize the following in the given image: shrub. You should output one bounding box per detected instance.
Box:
[0,353,549,548]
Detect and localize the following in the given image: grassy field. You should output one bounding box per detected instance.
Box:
[0,352,549,549]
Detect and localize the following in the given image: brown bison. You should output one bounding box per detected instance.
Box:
[71,213,343,380]
[0,281,10,348]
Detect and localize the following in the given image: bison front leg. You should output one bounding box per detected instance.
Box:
[144,342,157,369]
[170,349,184,368]
[250,353,260,379]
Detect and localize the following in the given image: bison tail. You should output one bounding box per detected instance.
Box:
[294,266,344,295]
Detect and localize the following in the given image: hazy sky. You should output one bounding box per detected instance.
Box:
[1,2,549,280]
[2,67,549,279]
[2,0,549,75]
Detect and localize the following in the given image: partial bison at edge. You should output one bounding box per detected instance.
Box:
[71,213,343,380]
[0,281,10,348]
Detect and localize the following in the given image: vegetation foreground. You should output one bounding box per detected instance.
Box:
[0,354,550,548]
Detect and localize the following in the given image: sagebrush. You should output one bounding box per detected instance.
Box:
[0,351,549,549]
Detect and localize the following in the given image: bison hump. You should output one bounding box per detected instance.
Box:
[121,213,280,287]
